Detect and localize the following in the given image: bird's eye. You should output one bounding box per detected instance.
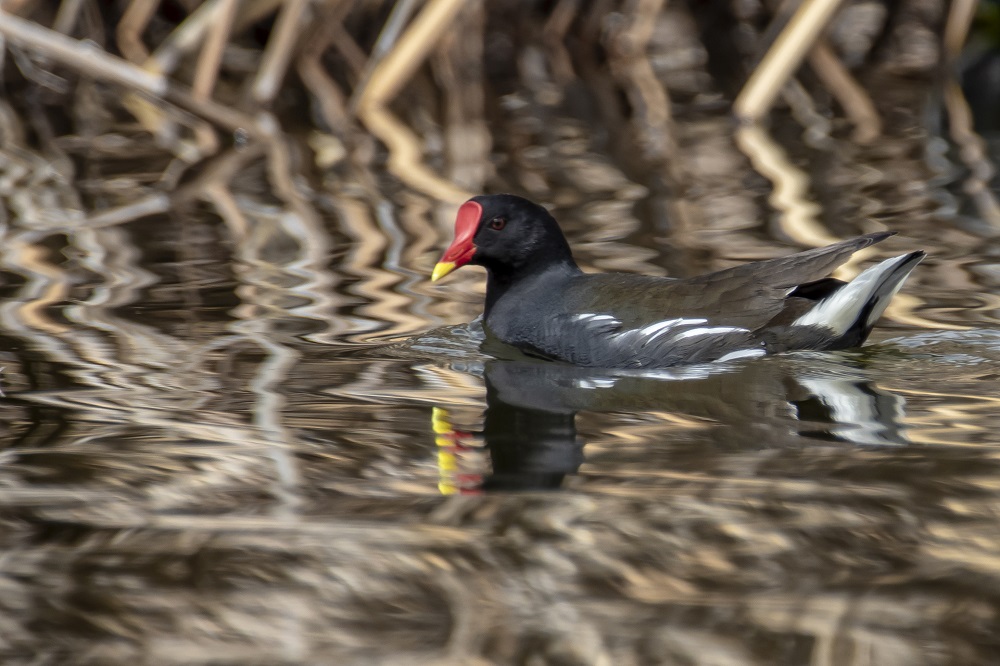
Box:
[489,217,506,231]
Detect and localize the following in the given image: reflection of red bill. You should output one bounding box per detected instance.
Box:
[432,201,482,281]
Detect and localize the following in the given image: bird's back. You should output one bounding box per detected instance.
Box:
[484,232,922,368]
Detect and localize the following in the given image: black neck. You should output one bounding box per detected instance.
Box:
[484,258,580,317]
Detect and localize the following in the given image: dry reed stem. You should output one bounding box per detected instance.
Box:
[122,0,236,156]
[943,0,979,62]
[52,0,85,35]
[543,0,578,83]
[0,10,167,94]
[140,0,233,75]
[0,5,288,234]
[306,0,366,83]
[354,0,472,202]
[807,40,880,144]
[733,0,844,122]
[251,0,310,105]
[120,0,242,152]
[116,0,158,62]
[0,0,34,15]
[352,0,419,103]
[191,0,236,100]
[163,85,261,134]
[1,1,263,161]
[607,0,706,244]
[188,0,237,153]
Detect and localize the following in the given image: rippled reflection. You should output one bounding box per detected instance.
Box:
[2,5,1000,662]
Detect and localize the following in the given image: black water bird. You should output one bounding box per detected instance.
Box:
[433,194,924,368]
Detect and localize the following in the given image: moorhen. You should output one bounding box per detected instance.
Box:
[432,194,924,368]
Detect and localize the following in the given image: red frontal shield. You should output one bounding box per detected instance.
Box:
[432,200,482,281]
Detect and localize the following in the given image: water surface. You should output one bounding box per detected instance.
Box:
[1,194,999,664]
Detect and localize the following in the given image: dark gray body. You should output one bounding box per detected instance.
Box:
[482,233,924,369]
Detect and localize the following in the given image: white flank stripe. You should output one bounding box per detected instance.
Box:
[575,378,617,389]
[574,314,618,323]
[673,326,747,340]
[639,317,702,338]
[717,348,766,362]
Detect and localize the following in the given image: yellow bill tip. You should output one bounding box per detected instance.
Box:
[432,261,456,282]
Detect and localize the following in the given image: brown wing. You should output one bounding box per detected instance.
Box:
[571,232,895,330]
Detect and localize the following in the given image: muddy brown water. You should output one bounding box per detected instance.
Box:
[3,65,1000,666]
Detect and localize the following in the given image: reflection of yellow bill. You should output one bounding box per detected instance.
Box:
[433,408,458,495]
[432,407,484,495]
[432,407,452,433]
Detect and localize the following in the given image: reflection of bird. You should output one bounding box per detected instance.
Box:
[433,194,924,368]
[431,356,909,494]
[483,358,909,447]
[479,371,582,491]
